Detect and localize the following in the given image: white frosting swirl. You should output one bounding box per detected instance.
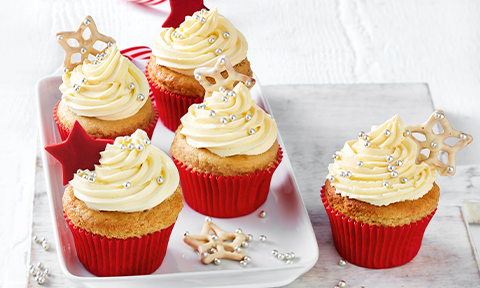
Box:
[152,8,248,75]
[327,115,437,206]
[70,130,179,212]
[60,44,149,121]
[180,83,277,157]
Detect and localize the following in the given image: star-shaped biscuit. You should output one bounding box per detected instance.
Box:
[183,218,251,265]
[56,16,116,71]
[45,121,113,185]
[405,110,473,176]
[162,0,208,28]
[194,55,256,98]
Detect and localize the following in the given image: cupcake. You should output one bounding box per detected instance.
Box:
[62,129,183,276]
[322,111,472,269]
[55,16,159,140]
[170,56,281,218]
[147,7,252,131]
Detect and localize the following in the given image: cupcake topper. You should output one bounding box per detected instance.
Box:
[45,121,113,185]
[162,0,208,28]
[194,55,256,98]
[405,110,473,176]
[183,219,249,265]
[56,16,116,72]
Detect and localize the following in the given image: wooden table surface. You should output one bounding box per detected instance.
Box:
[2,0,480,287]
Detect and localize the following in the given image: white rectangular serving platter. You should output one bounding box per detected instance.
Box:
[36,61,318,288]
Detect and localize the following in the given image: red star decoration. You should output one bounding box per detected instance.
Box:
[162,0,208,28]
[45,121,113,185]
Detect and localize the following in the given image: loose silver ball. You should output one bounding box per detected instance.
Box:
[94,60,99,65]
[73,84,81,92]
[246,114,252,121]
[201,251,208,258]
[77,169,83,175]
[36,275,46,285]
[129,83,135,90]
[241,241,249,248]
[200,17,206,23]
[172,30,177,36]
[211,235,219,241]
[249,128,256,135]
[40,237,46,243]
[289,252,295,260]
[33,235,40,243]
[234,246,242,253]
[363,135,370,141]
[447,166,455,173]
[236,228,243,234]
[431,142,438,149]
[176,34,183,39]
[404,130,411,137]
[43,268,51,276]
[63,67,69,73]
[222,96,228,102]
[197,103,206,110]
[137,94,145,101]
[144,139,151,145]
[245,79,252,87]
[338,280,346,288]
[82,174,89,180]
[278,253,285,260]
[108,41,114,47]
[272,250,279,257]
[120,143,126,150]
[29,265,36,275]
[214,258,221,265]
[127,143,135,150]
[229,91,237,97]
[358,131,365,138]
[80,78,87,85]
[259,235,267,242]
[357,161,363,167]
[339,171,345,178]
[201,8,207,13]
[37,262,44,270]
[247,234,253,242]
[123,182,131,188]
[328,175,335,182]
[57,35,64,41]
[386,156,394,162]
[184,231,189,237]
[339,259,346,266]
[205,216,212,223]
[388,164,396,171]
[244,256,252,264]
[136,144,144,151]
[219,86,225,92]
[230,115,237,121]
[91,172,96,178]
[383,181,389,188]
[124,136,131,142]
[239,260,247,267]
[84,18,91,25]
[384,129,391,137]
[435,112,445,119]
[35,270,43,277]
[42,241,50,251]
[345,171,351,178]
[195,15,200,20]
[285,253,292,260]
[401,177,408,183]
[391,171,399,178]
[209,248,217,254]
[332,153,339,160]
[208,37,215,44]
[88,176,95,183]
[215,48,222,55]
[157,176,164,184]
[209,110,216,117]
[460,133,468,140]
[259,210,267,218]
[80,47,87,54]
[364,141,371,147]
[396,160,403,167]
[194,74,201,81]
[286,260,293,265]
[223,32,230,38]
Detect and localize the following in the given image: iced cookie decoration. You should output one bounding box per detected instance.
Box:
[322,111,472,269]
[54,16,158,140]
[183,217,252,266]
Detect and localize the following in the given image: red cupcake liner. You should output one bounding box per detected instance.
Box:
[53,97,159,141]
[145,68,203,132]
[64,211,175,276]
[173,147,283,218]
[320,186,436,269]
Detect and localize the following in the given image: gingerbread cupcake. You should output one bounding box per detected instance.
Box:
[55,16,158,140]
[147,7,252,131]
[62,129,183,276]
[322,111,472,269]
[170,56,281,218]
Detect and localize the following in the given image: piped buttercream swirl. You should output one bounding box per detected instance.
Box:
[152,8,248,75]
[60,44,149,121]
[70,130,179,212]
[179,82,277,157]
[327,115,436,206]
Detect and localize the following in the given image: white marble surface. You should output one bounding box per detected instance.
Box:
[1,0,480,287]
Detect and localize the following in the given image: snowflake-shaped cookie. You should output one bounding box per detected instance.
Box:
[56,15,116,71]
[183,217,252,266]
[194,55,255,98]
[405,110,473,176]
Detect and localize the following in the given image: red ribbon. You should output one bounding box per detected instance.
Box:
[127,0,166,5]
